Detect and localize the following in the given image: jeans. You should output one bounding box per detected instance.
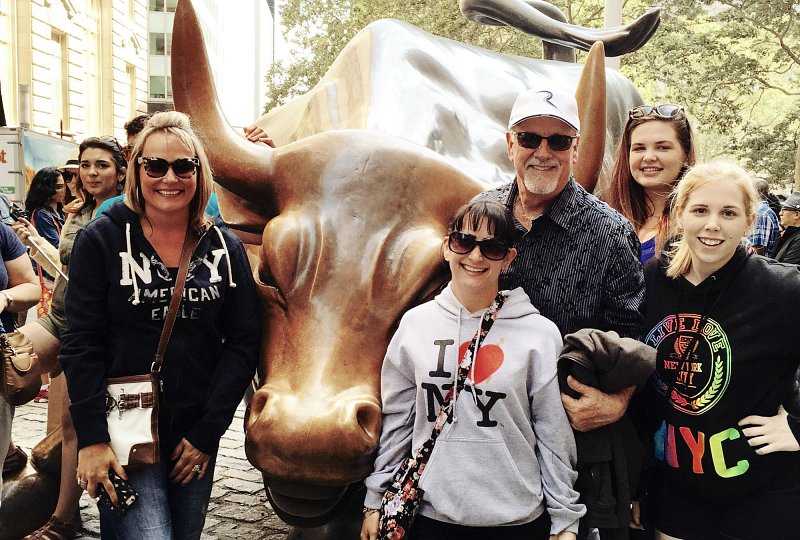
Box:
[99,455,216,540]
[0,395,12,510]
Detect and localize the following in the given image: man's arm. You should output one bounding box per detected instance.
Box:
[561,224,643,431]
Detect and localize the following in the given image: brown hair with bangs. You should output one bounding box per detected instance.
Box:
[448,200,516,246]
[124,111,212,232]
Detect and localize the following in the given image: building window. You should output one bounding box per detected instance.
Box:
[149,75,172,100]
[149,0,176,12]
[51,30,70,133]
[127,64,137,116]
[150,33,165,55]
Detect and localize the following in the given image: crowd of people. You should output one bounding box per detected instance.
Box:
[0,85,799,540]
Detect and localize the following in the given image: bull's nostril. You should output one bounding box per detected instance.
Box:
[249,389,270,419]
[354,401,381,443]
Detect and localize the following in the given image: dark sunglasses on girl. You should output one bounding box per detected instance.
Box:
[448,231,510,261]
[629,104,684,120]
[514,132,576,152]
[137,156,200,179]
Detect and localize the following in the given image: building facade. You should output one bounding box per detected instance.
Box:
[1,0,149,142]
[147,0,275,129]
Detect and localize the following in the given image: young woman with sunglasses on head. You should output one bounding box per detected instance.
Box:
[606,104,696,264]
[361,200,584,540]
[6,136,127,539]
[640,160,800,539]
[61,111,259,540]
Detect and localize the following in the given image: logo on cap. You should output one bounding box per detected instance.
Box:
[536,90,555,107]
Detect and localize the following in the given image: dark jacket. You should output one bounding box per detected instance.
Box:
[61,203,260,456]
[775,226,800,265]
[558,329,656,539]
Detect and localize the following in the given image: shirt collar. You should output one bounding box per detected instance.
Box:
[505,177,581,230]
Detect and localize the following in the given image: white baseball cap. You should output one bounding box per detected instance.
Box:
[508,85,580,132]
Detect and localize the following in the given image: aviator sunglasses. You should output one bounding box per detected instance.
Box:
[514,132,575,152]
[137,156,200,179]
[448,231,510,261]
[629,104,684,120]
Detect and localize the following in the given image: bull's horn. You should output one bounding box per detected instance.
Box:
[172,0,276,201]
[574,41,605,193]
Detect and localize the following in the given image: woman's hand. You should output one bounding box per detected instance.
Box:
[359,509,380,540]
[243,125,275,148]
[740,408,800,454]
[549,532,577,540]
[10,217,41,249]
[77,443,126,505]
[169,437,210,485]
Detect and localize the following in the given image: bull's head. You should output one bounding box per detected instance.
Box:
[173,0,607,525]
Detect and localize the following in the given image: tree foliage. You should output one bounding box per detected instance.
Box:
[266,0,799,185]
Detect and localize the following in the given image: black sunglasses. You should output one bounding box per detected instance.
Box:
[448,231,510,261]
[514,132,575,152]
[137,156,200,179]
[629,104,684,120]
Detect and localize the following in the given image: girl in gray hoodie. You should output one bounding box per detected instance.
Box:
[361,200,584,540]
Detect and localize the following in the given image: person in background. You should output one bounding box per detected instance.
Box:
[26,167,66,251]
[747,178,780,257]
[606,104,696,264]
[640,160,800,539]
[0,223,45,507]
[774,192,800,265]
[10,136,126,539]
[64,111,259,540]
[60,160,81,210]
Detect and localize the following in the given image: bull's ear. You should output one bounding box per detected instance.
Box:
[574,41,606,194]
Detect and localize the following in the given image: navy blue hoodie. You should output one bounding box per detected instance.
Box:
[60,203,260,456]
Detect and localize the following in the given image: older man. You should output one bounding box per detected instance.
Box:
[476,86,645,537]
[776,192,800,265]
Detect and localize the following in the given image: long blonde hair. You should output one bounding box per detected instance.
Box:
[666,160,759,278]
[125,111,212,232]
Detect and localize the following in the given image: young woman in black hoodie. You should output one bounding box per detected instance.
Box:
[641,160,800,539]
[62,112,259,539]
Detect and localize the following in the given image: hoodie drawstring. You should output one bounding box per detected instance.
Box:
[212,225,236,288]
[126,222,141,305]
[452,307,462,422]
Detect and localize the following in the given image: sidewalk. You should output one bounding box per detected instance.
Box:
[11,400,290,539]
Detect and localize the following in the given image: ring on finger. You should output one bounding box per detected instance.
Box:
[192,464,201,475]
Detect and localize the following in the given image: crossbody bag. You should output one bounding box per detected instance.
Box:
[376,291,506,539]
[105,231,197,468]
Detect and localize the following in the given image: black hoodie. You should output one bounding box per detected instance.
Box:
[60,203,260,456]
[642,247,800,501]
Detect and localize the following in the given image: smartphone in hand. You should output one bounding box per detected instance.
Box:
[97,470,139,516]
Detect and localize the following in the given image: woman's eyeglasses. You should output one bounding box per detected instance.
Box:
[629,104,684,120]
[448,231,510,261]
[137,156,200,179]
[514,132,575,152]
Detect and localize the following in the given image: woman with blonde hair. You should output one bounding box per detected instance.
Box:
[640,160,800,539]
[62,111,259,539]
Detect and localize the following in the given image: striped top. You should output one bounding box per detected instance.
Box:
[475,179,644,337]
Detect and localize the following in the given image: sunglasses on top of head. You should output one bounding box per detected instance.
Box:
[448,231,510,261]
[629,104,684,121]
[137,156,200,179]
[514,132,576,152]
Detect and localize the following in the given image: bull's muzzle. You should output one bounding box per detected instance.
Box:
[245,386,382,485]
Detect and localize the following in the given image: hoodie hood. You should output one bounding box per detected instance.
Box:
[434,284,539,320]
[104,202,236,305]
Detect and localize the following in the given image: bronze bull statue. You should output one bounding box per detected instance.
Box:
[171,0,654,536]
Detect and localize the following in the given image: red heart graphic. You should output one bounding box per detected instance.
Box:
[458,342,504,384]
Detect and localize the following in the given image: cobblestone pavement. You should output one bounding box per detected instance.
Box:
[11,400,290,539]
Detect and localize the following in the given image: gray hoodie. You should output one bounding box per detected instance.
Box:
[364,285,585,534]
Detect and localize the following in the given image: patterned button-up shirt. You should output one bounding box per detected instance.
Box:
[476,179,644,337]
[748,200,780,257]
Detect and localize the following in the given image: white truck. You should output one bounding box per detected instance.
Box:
[0,126,78,206]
